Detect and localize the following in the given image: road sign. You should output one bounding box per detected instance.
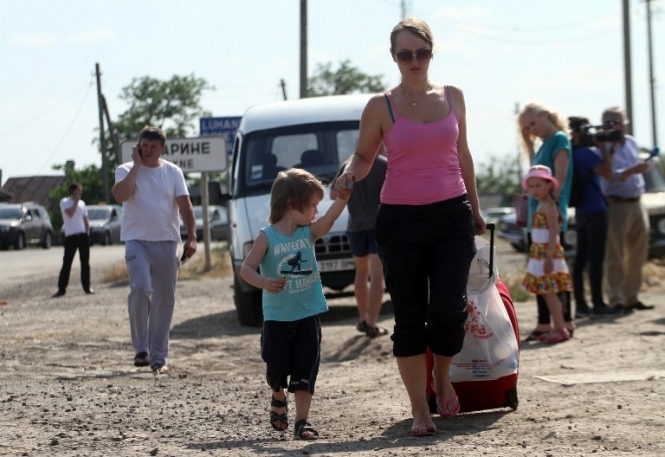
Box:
[199,116,241,154]
[120,137,228,173]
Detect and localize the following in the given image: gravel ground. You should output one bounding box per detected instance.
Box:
[1,242,664,456]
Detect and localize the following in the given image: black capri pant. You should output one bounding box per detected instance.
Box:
[375,195,476,358]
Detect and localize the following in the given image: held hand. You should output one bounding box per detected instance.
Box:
[265,276,287,294]
[334,171,355,200]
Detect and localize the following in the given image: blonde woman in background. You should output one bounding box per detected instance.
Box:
[517,102,575,342]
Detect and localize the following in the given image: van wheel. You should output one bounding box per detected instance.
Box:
[233,274,263,327]
[41,231,52,249]
[14,232,25,250]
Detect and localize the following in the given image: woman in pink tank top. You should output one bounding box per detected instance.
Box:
[334,16,486,436]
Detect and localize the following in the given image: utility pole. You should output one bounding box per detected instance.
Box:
[299,0,308,98]
[645,0,658,147]
[401,0,410,18]
[95,63,110,203]
[280,79,288,100]
[622,0,634,135]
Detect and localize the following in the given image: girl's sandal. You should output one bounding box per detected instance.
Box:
[269,395,288,431]
[294,419,319,440]
[538,328,570,344]
[521,329,549,343]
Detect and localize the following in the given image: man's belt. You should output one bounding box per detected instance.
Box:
[607,195,640,203]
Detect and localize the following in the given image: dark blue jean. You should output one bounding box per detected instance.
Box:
[573,211,608,308]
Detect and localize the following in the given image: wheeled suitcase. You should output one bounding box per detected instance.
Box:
[426,223,520,413]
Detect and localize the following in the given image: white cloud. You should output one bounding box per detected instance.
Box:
[65,30,116,44]
[7,33,57,48]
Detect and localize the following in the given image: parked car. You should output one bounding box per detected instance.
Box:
[0,202,53,250]
[497,154,665,258]
[180,205,230,242]
[226,94,369,326]
[87,205,123,246]
[481,207,514,226]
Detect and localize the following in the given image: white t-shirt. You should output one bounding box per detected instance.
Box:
[115,160,189,242]
[60,197,88,236]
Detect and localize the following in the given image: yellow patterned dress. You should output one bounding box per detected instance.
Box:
[522,212,572,295]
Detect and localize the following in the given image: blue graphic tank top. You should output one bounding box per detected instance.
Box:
[260,225,328,321]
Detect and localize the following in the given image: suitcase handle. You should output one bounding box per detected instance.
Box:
[486,223,495,279]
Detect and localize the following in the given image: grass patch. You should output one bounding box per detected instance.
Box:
[501,271,530,302]
[101,244,233,284]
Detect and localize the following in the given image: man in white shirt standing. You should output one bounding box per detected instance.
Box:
[53,183,94,297]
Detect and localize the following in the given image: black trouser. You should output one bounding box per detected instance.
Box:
[527,232,572,324]
[57,233,91,292]
[573,211,608,308]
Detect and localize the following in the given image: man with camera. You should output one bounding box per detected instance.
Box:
[568,117,617,317]
[597,107,653,312]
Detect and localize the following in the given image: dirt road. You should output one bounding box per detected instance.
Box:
[1,243,664,456]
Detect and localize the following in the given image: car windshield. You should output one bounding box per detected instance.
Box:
[0,207,22,219]
[87,208,112,220]
[241,121,359,193]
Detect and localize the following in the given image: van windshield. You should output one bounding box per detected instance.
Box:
[240,121,359,194]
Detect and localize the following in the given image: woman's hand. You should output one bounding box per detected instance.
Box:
[544,257,554,274]
[334,171,355,200]
[473,212,487,235]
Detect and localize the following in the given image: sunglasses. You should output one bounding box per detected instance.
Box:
[395,48,433,64]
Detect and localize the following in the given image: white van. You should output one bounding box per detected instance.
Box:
[226,94,373,326]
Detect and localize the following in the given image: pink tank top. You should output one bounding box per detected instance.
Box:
[380,87,466,205]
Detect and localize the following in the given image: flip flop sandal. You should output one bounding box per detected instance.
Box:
[134,352,149,367]
[356,321,369,333]
[269,395,288,431]
[521,329,549,343]
[294,419,319,440]
[436,393,460,417]
[365,325,389,338]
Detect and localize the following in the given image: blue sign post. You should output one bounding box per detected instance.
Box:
[199,116,241,155]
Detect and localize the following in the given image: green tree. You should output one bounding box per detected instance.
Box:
[307,60,386,96]
[475,153,525,205]
[101,74,214,170]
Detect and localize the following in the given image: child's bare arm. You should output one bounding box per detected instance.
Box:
[310,197,348,241]
[240,232,285,293]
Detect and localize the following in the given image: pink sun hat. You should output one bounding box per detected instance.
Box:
[522,165,559,191]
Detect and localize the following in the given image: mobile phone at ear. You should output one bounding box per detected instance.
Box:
[138,145,143,159]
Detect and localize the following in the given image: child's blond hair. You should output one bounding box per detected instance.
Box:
[269,168,325,224]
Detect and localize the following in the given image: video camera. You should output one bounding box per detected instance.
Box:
[568,117,623,146]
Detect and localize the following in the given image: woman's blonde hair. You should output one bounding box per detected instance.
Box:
[269,168,325,224]
[517,102,567,152]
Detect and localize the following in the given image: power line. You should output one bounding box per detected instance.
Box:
[36,82,94,175]
[0,80,94,140]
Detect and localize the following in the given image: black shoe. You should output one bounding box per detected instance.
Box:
[575,304,591,319]
[84,289,96,295]
[591,304,624,316]
[52,290,65,298]
[626,301,654,311]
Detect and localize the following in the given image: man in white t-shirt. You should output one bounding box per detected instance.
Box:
[53,183,93,297]
[112,126,197,375]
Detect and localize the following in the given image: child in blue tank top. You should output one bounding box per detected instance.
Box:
[241,168,348,440]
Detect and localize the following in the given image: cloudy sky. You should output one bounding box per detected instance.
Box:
[1,0,663,182]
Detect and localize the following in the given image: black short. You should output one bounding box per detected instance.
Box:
[260,315,321,394]
[347,229,378,257]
